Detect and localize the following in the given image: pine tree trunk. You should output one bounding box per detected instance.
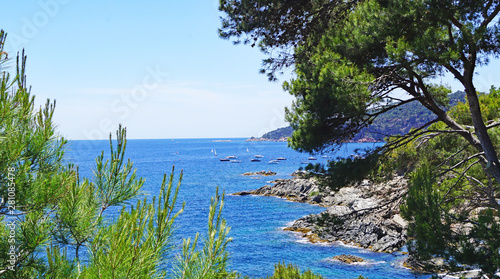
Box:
[463,75,500,184]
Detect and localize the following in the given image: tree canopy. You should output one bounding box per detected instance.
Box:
[220,0,500,275]
[219,0,500,179]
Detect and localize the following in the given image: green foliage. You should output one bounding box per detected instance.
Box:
[400,164,451,263]
[45,245,76,278]
[219,0,351,80]
[455,209,500,277]
[264,262,325,279]
[173,188,235,279]
[219,0,500,192]
[81,168,184,278]
[0,29,367,279]
[261,126,293,140]
[301,149,382,191]
[389,87,500,276]
[260,90,465,143]
[0,31,237,278]
[283,46,374,152]
[322,151,381,190]
[94,127,144,212]
[0,30,74,276]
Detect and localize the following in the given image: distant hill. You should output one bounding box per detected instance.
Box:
[250,91,466,142]
[262,126,294,140]
[246,126,292,142]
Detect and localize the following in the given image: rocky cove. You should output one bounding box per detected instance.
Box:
[233,171,409,254]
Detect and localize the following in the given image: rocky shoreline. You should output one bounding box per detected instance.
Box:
[233,172,408,254]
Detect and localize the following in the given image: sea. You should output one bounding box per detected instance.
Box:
[65,138,431,279]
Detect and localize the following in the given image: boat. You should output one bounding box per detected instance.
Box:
[254,155,264,158]
[268,160,279,164]
[321,155,329,158]
[300,161,309,164]
[219,158,229,161]
[250,158,261,162]
[308,157,317,160]
[230,160,242,163]
[227,155,238,159]
[276,157,287,160]
[214,149,217,156]
[246,147,249,152]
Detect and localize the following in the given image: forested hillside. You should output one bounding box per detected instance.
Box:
[260,91,466,142]
[261,126,294,140]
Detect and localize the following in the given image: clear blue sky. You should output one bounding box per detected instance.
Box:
[2,1,500,140]
[1,0,294,140]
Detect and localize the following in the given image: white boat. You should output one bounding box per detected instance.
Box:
[254,155,264,158]
[227,155,238,159]
[230,160,241,163]
[214,149,217,156]
[268,160,279,164]
[276,157,287,160]
[250,158,261,162]
[246,147,249,152]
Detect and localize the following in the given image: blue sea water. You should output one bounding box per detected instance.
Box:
[65,138,430,279]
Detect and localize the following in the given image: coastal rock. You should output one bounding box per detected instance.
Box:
[286,176,408,253]
[247,176,322,204]
[332,254,365,264]
[243,171,277,176]
[232,191,252,196]
[234,174,409,253]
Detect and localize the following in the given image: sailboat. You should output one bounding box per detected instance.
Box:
[214,149,217,156]
[246,147,249,152]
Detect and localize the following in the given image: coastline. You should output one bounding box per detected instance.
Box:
[233,171,408,254]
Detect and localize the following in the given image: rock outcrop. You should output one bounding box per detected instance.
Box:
[332,254,365,264]
[234,172,408,253]
[242,171,277,176]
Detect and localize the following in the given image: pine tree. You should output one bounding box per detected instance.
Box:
[0,30,233,278]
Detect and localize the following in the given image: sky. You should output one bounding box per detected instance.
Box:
[0,0,294,140]
[2,1,500,140]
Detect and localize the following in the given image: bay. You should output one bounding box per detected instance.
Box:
[65,138,429,279]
